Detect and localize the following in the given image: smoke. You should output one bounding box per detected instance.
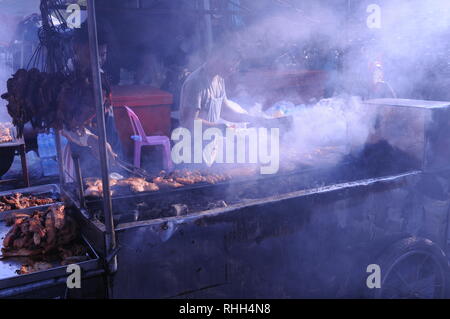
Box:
[0,0,41,123]
[278,95,377,169]
[221,0,450,100]
[0,13,15,123]
[370,0,450,99]
[206,0,449,169]
[0,58,12,123]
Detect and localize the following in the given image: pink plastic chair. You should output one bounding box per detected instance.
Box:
[125,106,173,171]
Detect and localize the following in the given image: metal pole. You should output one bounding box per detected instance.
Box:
[73,155,86,210]
[86,0,117,276]
[55,131,65,185]
[203,0,213,55]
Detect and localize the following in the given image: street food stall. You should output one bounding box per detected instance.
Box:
[0,0,450,299]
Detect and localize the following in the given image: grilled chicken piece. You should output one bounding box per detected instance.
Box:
[152,177,184,188]
[13,236,27,249]
[85,178,117,188]
[142,182,159,192]
[131,181,159,193]
[33,232,41,246]
[29,214,46,236]
[115,178,159,193]
[45,210,56,246]
[51,205,65,230]
[3,224,19,247]
[175,177,196,185]
[85,186,101,197]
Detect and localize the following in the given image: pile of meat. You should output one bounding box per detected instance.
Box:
[0,193,57,212]
[0,123,13,143]
[1,68,111,137]
[2,205,79,258]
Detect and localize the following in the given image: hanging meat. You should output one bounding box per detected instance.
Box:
[1,69,67,137]
[1,68,112,137]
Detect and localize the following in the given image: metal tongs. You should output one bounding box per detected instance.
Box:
[114,158,153,180]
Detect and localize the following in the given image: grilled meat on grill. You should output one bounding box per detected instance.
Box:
[124,178,160,192]
[152,176,184,188]
[82,169,239,198]
[84,178,119,197]
[167,169,231,185]
[85,177,159,196]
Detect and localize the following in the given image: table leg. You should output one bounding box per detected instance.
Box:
[19,144,30,187]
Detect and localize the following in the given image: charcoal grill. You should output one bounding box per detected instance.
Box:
[58,98,450,298]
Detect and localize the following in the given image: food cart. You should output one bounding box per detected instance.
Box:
[1,0,450,299]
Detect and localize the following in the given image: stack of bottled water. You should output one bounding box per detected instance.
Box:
[37,129,67,177]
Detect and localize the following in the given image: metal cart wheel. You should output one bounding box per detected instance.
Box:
[0,148,15,177]
[372,237,450,299]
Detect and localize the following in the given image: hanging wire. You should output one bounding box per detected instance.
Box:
[30,0,75,74]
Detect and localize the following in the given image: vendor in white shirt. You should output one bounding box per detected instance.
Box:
[179,43,267,131]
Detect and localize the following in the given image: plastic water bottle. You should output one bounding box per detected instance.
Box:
[37,129,60,176]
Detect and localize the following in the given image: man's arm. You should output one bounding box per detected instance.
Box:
[220,98,261,124]
[179,79,226,130]
[62,128,117,162]
[181,107,225,130]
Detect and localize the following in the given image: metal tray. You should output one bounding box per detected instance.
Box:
[0,220,101,291]
[0,184,64,219]
[0,139,23,149]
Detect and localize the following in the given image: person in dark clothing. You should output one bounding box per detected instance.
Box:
[63,26,124,177]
